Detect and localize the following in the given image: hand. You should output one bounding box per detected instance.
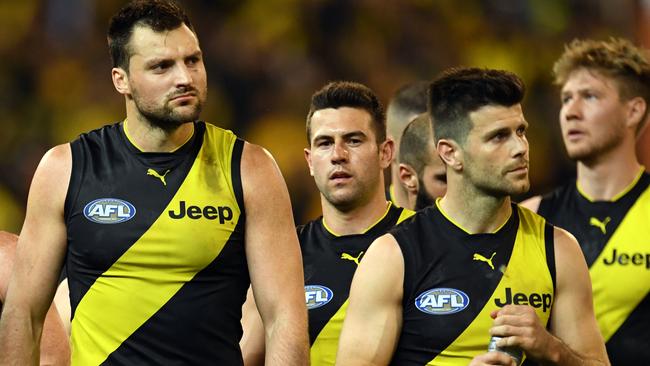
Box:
[490,304,553,361]
[470,351,518,366]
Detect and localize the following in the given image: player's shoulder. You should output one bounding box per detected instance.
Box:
[36,143,72,178]
[364,232,402,264]
[240,140,277,169]
[74,121,123,142]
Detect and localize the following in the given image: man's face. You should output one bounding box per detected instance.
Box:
[123,24,207,130]
[305,107,389,211]
[560,68,628,162]
[415,146,447,210]
[461,104,530,197]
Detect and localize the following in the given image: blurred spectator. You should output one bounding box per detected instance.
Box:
[0,0,646,229]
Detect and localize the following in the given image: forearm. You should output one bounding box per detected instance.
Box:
[0,306,43,365]
[263,309,309,366]
[541,336,609,366]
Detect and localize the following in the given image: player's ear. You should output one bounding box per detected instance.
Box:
[437,139,462,172]
[379,138,395,170]
[625,96,646,132]
[303,147,314,176]
[112,67,131,96]
[398,163,418,194]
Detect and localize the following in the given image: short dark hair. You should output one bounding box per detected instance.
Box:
[306,81,386,144]
[554,38,650,133]
[399,113,433,175]
[386,81,429,139]
[429,67,525,145]
[107,0,194,70]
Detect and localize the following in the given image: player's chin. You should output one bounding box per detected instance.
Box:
[505,179,530,195]
[511,182,530,195]
[171,107,202,123]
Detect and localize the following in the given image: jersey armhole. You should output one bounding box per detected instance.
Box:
[231,138,245,221]
[391,230,414,310]
[544,222,557,291]
[64,141,84,224]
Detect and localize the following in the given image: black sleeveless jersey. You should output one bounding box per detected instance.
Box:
[538,171,650,365]
[300,203,414,365]
[390,202,555,365]
[65,121,248,365]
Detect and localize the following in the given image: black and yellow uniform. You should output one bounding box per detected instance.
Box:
[538,170,650,365]
[391,201,555,365]
[300,203,414,365]
[65,121,248,365]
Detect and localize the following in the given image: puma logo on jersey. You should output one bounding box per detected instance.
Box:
[147,168,170,186]
[473,252,496,270]
[589,216,611,234]
[341,251,364,265]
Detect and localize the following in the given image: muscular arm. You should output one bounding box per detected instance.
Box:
[336,234,404,366]
[0,145,71,365]
[491,228,609,366]
[543,228,609,365]
[241,143,308,366]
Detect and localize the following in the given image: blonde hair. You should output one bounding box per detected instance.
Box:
[553,38,650,132]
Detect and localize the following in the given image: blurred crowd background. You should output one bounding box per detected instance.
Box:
[1,0,650,233]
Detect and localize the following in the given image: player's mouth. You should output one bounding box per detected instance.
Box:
[566,128,587,142]
[169,93,196,102]
[507,163,528,175]
[330,171,352,183]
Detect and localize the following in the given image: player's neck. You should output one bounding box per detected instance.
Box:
[576,143,642,201]
[321,193,391,236]
[123,115,194,153]
[439,182,512,234]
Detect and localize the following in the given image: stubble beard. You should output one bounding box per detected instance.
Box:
[565,132,624,165]
[132,87,205,133]
[321,176,377,213]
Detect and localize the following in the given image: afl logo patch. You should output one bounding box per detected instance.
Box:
[415,288,470,315]
[83,198,136,224]
[304,285,333,310]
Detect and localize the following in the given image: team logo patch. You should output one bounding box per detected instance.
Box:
[83,198,136,224]
[304,285,333,309]
[415,288,470,315]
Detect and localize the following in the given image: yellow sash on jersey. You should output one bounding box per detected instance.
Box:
[71,126,241,365]
[589,187,650,341]
[310,208,415,366]
[427,207,554,365]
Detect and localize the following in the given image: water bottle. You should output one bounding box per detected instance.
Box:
[488,336,523,365]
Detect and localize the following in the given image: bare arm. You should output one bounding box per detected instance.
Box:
[0,145,71,365]
[490,228,609,366]
[241,143,308,366]
[336,234,404,366]
[543,228,609,365]
[518,195,541,212]
[240,286,265,366]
